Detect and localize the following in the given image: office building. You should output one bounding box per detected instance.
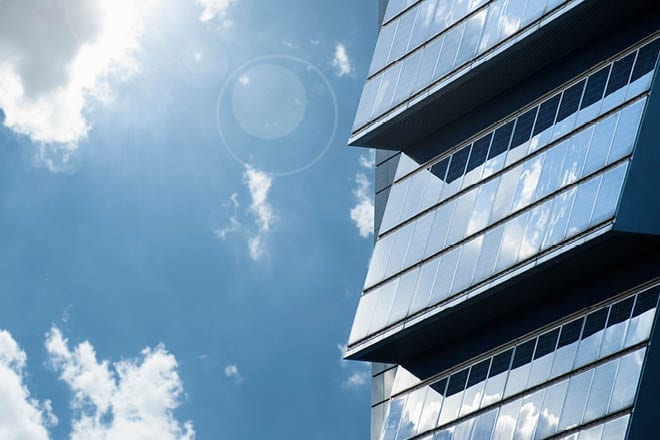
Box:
[345,1,660,439]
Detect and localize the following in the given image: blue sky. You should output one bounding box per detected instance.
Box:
[0,0,379,438]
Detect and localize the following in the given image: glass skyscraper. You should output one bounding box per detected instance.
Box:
[345,1,660,439]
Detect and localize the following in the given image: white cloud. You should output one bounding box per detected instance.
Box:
[45,327,195,440]
[332,44,352,77]
[214,217,242,240]
[223,364,244,384]
[0,330,55,440]
[350,173,374,239]
[359,150,376,169]
[343,371,369,387]
[0,0,153,167]
[336,344,369,388]
[196,0,236,26]
[243,165,275,260]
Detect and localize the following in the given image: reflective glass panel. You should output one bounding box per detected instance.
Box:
[558,369,593,431]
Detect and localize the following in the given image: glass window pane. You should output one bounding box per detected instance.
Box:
[443,147,471,200]
[579,424,604,440]
[625,288,659,347]
[521,0,547,26]
[508,107,538,166]
[385,223,415,278]
[430,246,462,305]
[348,292,379,344]
[609,348,646,412]
[467,177,500,235]
[583,358,618,423]
[565,175,600,239]
[601,414,630,440]
[577,65,610,126]
[435,22,466,79]
[498,0,526,40]
[541,187,576,251]
[374,63,402,117]
[530,94,561,152]
[495,212,529,273]
[406,211,435,267]
[447,188,478,245]
[534,379,569,439]
[479,0,506,51]
[439,368,470,425]
[453,235,483,293]
[527,328,559,388]
[426,199,456,256]
[461,359,491,417]
[384,0,405,22]
[600,297,634,357]
[409,257,440,314]
[602,53,635,113]
[373,402,389,440]
[464,134,492,189]
[369,278,400,334]
[422,165,448,210]
[582,112,618,177]
[381,178,410,232]
[513,389,544,440]
[455,10,487,67]
[370,22,397,75]
[471,408,499,440]
[393,366,422,395]
[483,349,514,407]
[518,198,553,261]
[401,171,430,222]
[431,0,454,33]
[493,399,523,440]
[388,268,419,325]
[415,37,445,90]
[608,98,646,163]
[558,369,594,432]
[410,0,439,49]
[366,233,395,287]
[454,418,476,440]
[373,372,385,403]
[505,339,536,398]
[383,395,407,440]
[398,387,428,439]
[512,152,545,211]
[394,50,423,105]
[491,165,523,223]
[574,307,608,368]
[389,8,418,63]
[535,139,569,200]
[553,79,586,140]
[354,76,381,129]
[628,39,660,97]
[419,378,448,433]
[551,318,583,377]
[591,162,627,225]
[474,224,505,283]
[561,125,593,186]
[484,121,515,178]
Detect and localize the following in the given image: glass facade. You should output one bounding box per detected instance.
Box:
[348,3,660,440]
[353,0,604,133]
[349,37,658,347]
[374,286,658,439]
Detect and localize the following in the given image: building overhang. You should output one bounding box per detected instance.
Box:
[349,0,656,151]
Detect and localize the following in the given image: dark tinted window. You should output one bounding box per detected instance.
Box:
[607,297,634,327]
[582,308,608,338]
[605,53,635,96]
[558,318,584,348]
[489,349,514,377]
[633,287,659,317]
[581,66,610,109]
[447,369,469,395]
[510,107,538,150]
[446,147,470,182]
[631,39,660,82]
[466,133,492,173]
[534,328,560,359]
[533,94,561,135]
[467,359,491,387]
[556,80,586,122]
[488,121,515,159]
[511,340,535,368]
